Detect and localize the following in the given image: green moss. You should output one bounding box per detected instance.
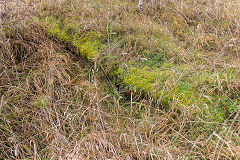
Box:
[73,31,102,59]
[43,16,103,60]
[41,13,239,122]
[118,66,159,93]
[117,63,240,122]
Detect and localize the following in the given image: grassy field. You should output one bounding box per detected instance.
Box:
[0,0,240,159]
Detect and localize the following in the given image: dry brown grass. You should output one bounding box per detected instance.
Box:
[1,0,240,159]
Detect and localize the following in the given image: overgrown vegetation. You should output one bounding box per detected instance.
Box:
[0,0,240,159]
